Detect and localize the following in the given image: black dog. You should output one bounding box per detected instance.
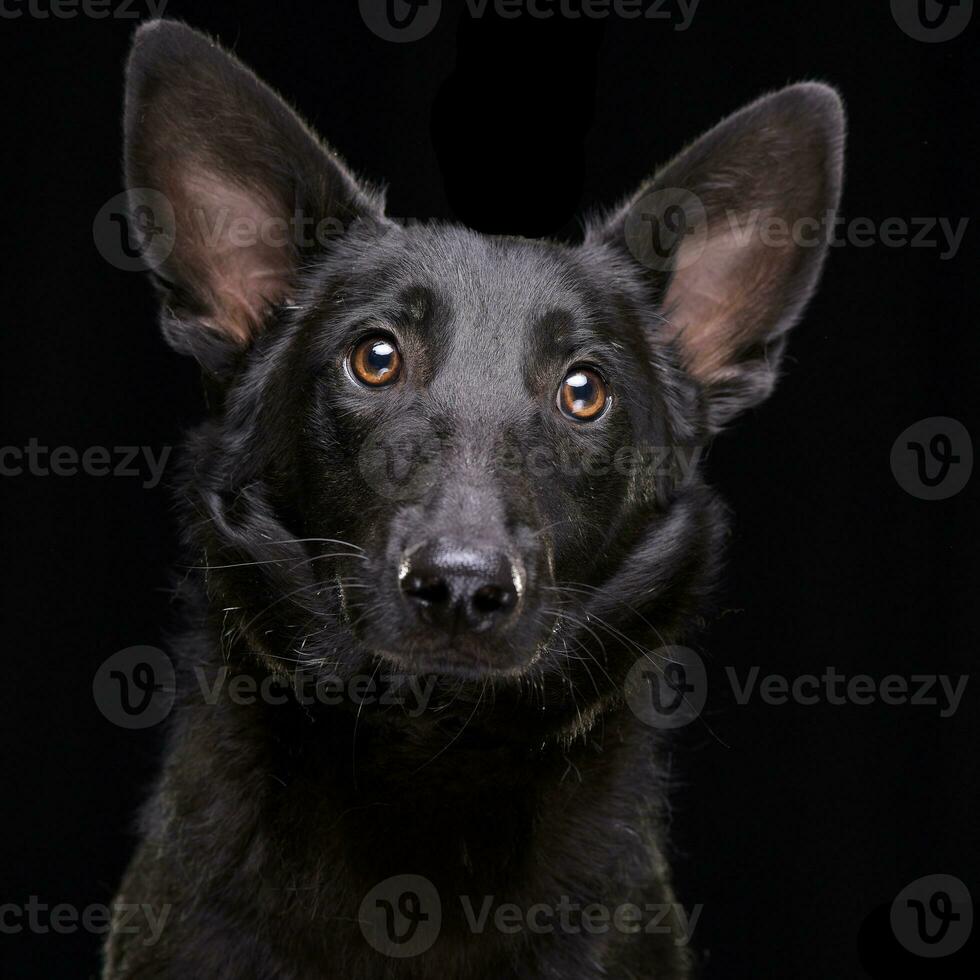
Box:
[105,20,844,979]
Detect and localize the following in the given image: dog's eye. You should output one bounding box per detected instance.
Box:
[348,335,402,387]
[558,366,609,422]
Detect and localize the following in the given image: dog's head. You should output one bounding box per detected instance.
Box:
[124,22,843,719]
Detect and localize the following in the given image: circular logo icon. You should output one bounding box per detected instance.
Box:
[891,0,973,42]
[93,187,175,273]
[359,0,442,43]
[93,645,176,729]
[623,187,709,274]
[891,874,973,957]
[357,421,443,501]
[625,645,707,729]
[358,874,442,958]
[890,417,972,500]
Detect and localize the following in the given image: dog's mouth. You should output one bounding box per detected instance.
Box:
[370,639,547,682]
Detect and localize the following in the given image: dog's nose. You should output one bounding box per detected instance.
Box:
[399,542,521,634]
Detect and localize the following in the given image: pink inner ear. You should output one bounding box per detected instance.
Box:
[663,212,797,383]
[175,169,295,344]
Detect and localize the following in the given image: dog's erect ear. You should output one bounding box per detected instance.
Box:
[589,83,845,430]
[124,20,385,369]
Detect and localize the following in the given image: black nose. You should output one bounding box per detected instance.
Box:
[399,542,521,634]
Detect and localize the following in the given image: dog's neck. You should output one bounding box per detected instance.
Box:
[164,623,665,885]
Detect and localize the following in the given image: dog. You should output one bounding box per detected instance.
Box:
[104,19,844,979]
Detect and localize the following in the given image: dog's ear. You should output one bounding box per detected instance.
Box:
[124,20,386,371]
[589,83,845,430]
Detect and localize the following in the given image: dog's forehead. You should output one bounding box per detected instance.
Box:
[398,227,598,370]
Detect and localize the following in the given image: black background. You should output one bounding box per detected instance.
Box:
[1,1,978,977]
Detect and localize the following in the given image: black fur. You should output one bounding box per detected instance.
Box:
[105,20,844,979]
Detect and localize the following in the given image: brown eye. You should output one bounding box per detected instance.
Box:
[349,335,402,387]
[558,366,609,421]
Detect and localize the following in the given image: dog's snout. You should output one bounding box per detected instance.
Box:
[399,542,521,634]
